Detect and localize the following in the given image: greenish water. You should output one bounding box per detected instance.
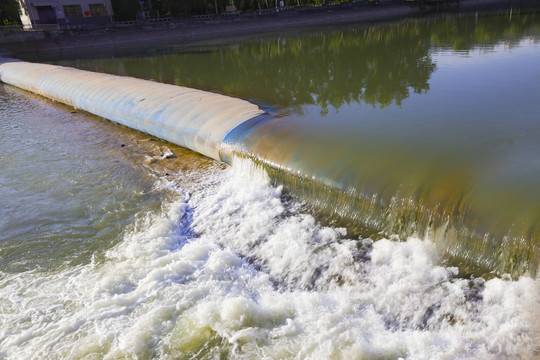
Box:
[48,12,540,277]
[1,11,539,359]
[0,85,158,272]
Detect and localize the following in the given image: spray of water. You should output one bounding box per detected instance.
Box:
[0,158,538,359]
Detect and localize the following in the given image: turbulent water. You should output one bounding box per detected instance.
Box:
[2,10,540,360]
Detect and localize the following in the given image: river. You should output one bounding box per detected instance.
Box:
[1,10,539,359]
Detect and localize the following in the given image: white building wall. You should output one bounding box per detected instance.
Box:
[16,0,34,29]
[18,0,113,29]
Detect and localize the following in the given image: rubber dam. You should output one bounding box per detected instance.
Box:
[0,58,264,162]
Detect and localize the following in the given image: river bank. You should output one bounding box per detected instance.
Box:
[1,0,539,57]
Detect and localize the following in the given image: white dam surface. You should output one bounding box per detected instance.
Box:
[0,58,264,161]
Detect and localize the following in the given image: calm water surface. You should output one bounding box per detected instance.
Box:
[1,11,539,359]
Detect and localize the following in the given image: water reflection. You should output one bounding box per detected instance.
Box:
[49,12,540,113]
[154,24,437,113]
[46,12,540,277]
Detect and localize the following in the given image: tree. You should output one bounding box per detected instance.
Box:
[0,0,20,25]
[111,0,141,21]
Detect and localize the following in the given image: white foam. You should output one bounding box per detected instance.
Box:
[0,161,538,359]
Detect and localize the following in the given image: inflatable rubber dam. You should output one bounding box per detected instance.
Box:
[0,58,264,162]
[1,58,538,279]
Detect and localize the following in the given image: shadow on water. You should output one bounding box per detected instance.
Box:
[33,11,540,278]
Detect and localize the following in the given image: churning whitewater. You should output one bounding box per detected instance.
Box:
[1,158,538,359]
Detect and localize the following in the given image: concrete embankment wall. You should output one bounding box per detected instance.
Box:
[0,31,51,46]
[0,58,264,161]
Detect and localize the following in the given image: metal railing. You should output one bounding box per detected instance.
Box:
[192,14,214,20]
[113,20,138,26]
[146,17,173,23]
[114,17,172,26]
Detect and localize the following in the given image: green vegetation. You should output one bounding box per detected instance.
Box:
[0,0,20,25]
[69,20,436,109]
[111,0,141,21]
[112,0,361,19]
[63,12,539,110]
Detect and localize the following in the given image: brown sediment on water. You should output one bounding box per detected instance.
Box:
[0,0,538,56]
